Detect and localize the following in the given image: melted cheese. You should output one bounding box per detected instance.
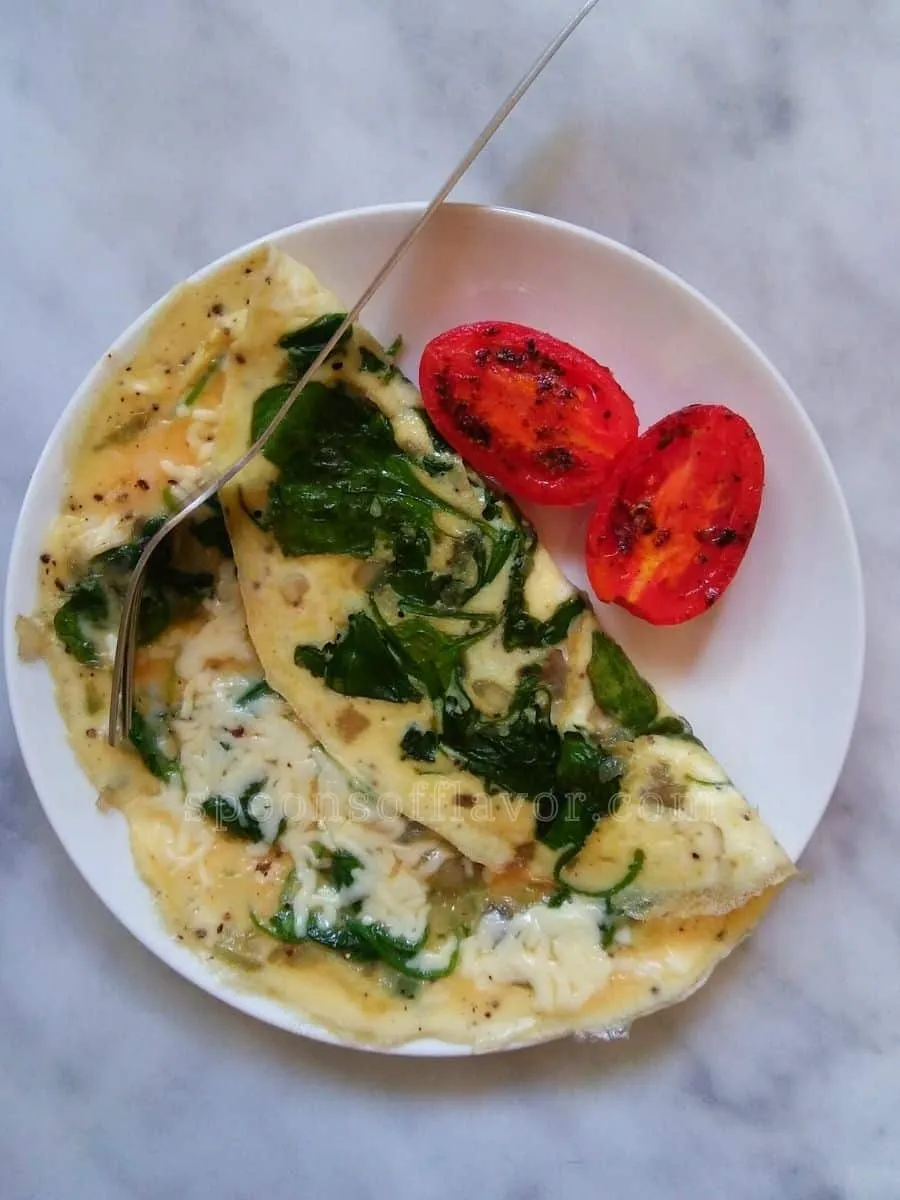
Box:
[460,900,614,1013]
[175,673,319,841]
[183,404,222,465]
[160,457,210,503]
[280,806,443,945]
[55,512,129,564]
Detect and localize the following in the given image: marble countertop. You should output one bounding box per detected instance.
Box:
[2,1,898,1196]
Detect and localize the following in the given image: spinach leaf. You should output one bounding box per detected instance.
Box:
[587,630,658,733]
[305,913,378,959]
[419,408,455,459]
[441,668,561,800]
[358,345,387,375]
[437,669,622,852]
[645,714,701,743]
[359,338,406,384]
[257,382,470,562]
[135,583,172,646]
[236,679,281,708]
[155,568,215,606]
[202,780,281,842]
[386,525,516,616]
[253,377,516,620]
[53,576,108,666]
[252,872,458,978]
[385,334,404,360]
[555,846,645,900]
[539,732,621,849]
[53,513,216,664]
[328,849,363,890]
[189,495,232,557]
[129,707,180,782]
[502,521,586,651]
[250,380,369,473]
[251,872,302,944]
[278,313,352,374]
[387,613,493,701]
[252,876,376,958]
[400,725,440,762]
[295,611,422,703]
[344,920,460,981]
[89,514,166,572]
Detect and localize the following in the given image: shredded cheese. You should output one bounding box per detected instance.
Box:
[460,900,613,1013]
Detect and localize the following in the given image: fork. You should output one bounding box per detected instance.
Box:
[107,0,600,745]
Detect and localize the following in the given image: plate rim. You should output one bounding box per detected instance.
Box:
[3,200,866,1057]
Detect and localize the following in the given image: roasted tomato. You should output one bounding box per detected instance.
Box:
[419,321,638,506]
[585,404,764,625]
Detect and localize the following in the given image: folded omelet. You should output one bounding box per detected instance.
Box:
[26,245,793,1050]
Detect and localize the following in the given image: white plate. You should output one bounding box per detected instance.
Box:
[4,203,865,1055]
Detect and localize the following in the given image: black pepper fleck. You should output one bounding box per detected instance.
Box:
[537,446,575,474]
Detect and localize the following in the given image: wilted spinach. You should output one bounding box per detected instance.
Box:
[202,780,283,842]
[400,725,440,762]
[53,514,215,666]
[253,869,459,980]
[279,312,352,376]
[502,520,586,651]
[235,679,281,709]
[587,630,659,734]
[295,611,422,704]
[256,381,484,564]
[295,607,495,706]
[440,667,561,800]
[129,706,181,782]
[539,732,621,850]
[189,494,232,558]
[439,670,621,852]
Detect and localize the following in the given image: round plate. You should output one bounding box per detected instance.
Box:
[4,203,864,1055]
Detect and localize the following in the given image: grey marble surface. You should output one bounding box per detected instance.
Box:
[2,1,898,1197]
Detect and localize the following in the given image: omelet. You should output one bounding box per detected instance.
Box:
[22,245,793,1050]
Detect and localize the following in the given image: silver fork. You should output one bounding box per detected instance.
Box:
[108,0,600,745]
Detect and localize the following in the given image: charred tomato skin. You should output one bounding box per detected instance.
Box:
[585,404,764,625]
[419,321,639,506]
